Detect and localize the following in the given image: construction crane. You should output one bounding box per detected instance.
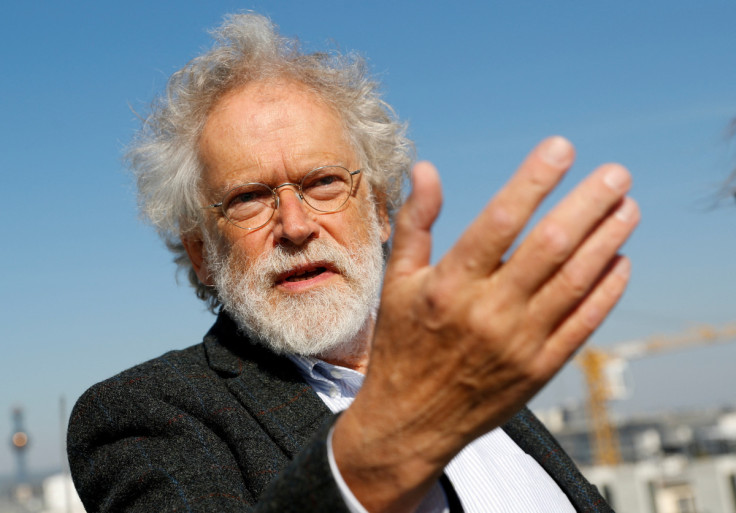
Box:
[576,323,736,466]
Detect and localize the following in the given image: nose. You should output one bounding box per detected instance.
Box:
[271,186,318,246]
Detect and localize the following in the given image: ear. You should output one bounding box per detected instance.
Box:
[377,204,392,243]
[181,232,213,286]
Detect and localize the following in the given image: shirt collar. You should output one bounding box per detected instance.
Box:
[288,354,365,400]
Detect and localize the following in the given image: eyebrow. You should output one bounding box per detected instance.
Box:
[212,162,352,194]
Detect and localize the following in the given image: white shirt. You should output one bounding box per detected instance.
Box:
[288,355,575,513]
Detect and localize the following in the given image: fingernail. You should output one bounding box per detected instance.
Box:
[615,198,638,222]
[540,136,573,166]
[604,165,630,192]
[613,257,631,278]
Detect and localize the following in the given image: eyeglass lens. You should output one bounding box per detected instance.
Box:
[221,166,354,229]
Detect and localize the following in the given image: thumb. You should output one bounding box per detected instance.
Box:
[387,161,443,278]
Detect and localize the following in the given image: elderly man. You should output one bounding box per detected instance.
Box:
[68,13,638,513]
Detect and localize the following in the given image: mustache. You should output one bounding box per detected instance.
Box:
[247,239,356,282]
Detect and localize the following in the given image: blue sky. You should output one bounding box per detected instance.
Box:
[2,1,736,476]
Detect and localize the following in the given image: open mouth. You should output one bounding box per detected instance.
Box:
[275,262,337,286]
[284,267,327,282]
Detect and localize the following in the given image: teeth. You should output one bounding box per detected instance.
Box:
[285,267,325,282]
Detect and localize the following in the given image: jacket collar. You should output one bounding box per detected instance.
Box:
[202,311,334,458]
[203,310,258,376]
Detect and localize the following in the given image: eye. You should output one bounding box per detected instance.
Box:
[313,175,338,186]
[301,166,354,211]
[230,190,262,205]
[222,184,273,220]
[302,167,350,197]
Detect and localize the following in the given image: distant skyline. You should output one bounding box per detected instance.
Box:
[2,1,736,477]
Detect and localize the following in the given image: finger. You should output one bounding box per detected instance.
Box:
[503,163,632,294]
[439,136,575,279]
[386,161,443,278]
[535,255,632,377]
[529,196,639,329]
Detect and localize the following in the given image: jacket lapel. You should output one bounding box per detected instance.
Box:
[502,408,612,513]
[203,312,333,460]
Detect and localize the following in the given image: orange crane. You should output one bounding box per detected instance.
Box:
[576,323,736,466]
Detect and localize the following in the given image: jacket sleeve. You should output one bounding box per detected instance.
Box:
[67,376,351,512]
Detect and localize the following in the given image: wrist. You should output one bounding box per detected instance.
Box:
[331,398,448,513]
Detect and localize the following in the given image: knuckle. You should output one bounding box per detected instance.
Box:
[465,282,518,336]
[538,222,570,260]
[420,276,457,323]
[467,305,502,342]
[557,264,590,299]
[580,303,604,331]
[526,164,556,192]
[600,265,628,302]
[487,204,517,240]
[459,256,484,276]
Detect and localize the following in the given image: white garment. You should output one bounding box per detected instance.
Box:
[288,355,575,513]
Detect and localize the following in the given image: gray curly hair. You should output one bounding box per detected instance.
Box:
[126,13,413,309]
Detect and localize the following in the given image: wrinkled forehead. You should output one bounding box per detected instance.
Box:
[198,79,358,187]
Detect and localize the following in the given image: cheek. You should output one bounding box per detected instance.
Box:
[230,236,268,263]
[321,209,365,245]
[341,211,381,248]
[207,230,264,274]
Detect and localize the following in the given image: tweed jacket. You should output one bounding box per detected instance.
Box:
[68,312,612,512]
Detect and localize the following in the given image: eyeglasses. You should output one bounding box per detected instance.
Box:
[204,165,362,230]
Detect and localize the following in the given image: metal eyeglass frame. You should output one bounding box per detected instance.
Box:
[204,166,362,231]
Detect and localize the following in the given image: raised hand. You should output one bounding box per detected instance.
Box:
[334,137,639,513]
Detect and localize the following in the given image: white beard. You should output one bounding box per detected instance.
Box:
[206,211,385,360]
